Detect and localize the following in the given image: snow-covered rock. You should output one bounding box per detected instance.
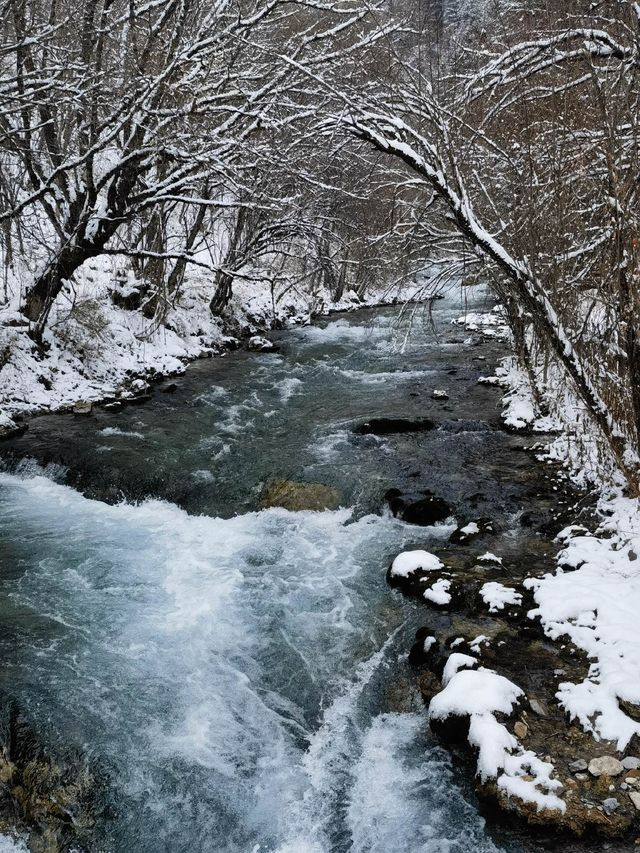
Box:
[389,550,443,579]
[430,666,565,813]
[481,582,522,613]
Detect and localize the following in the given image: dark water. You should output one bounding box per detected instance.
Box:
[0,290,551,852]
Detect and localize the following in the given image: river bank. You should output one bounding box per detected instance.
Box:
[0,255,424,437]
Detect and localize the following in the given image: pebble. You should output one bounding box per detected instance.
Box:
[623,757,640,770]
[575,773,589,781]
[603,797,619,815]
[514,721,528,739]
[629,791,640,811]
[569,759,588,773]
[589,756,624,778]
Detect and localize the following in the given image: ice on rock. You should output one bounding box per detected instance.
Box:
[390,550,443,579]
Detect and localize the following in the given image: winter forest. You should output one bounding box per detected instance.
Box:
[2,0,640,851]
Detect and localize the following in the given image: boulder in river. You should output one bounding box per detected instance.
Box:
[385,489,452,526]
[354,417,436,436]
[248,335,277,352]
[449,518,494,544]
[259,479,340,511]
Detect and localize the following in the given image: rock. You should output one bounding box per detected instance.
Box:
[417,671,442,705]
[623,757,640,770]
[603,798,619,815]
[72,400,92,415]
[569,759,588,773]
[529,697,549,717]
[449,518,493,544]
[259,480,340,511]
[619,699,640,722]
[588,756,624,778]
[162,382,178,394]
[354,417,436,436]
[0,417,27,439]
[575,773,588,781]
[385,490,452,526]
[247,335,276,352]
[402,496,452,526]
[130,378,147,393]
[629,792,640,811]
[432,389,449,400]
[103,401,123,411]
[514,721,528,739]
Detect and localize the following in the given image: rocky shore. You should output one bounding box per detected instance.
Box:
[386,459,640,842]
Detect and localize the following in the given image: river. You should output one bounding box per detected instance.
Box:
[0,289,541,852]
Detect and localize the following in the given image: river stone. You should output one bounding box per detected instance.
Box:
[603,798,619,815]
[629,791,640,811]
[354,417,436,436]
[569,759,588,773]
[73,400,92,415]
[588,756,624,778]
[622,757,640,770]
[385,490,452,526]
[247,335,275,352]
[259,480,340,511]
[514,721,528,739]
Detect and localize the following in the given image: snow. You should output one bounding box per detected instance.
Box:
[478,552,503,565]
[460,522,479,535]
[525,495,640,749]
[469,634,490,653]
[430,667,522,719]
[481,581,522,613]
[390,549,443,579]
[442,652,478,686]
[423,578,452,606]
[431,666,565,813]
[423,636,437,652]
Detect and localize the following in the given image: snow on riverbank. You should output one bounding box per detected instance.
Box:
[0,256,420,425]
[526,495,640,750]
[468,306,640,758]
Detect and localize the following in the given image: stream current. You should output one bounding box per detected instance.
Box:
[0,290,535,852]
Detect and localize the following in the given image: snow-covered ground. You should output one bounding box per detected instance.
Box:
[527,496,640,750]
[0,255,421,427]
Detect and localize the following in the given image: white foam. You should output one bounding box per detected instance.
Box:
[99,427,144,439]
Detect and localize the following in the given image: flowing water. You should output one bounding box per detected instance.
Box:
[0,290,539,852]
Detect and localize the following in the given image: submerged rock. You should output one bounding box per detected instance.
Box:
[354,417,435,435]
[259,479,340,511]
